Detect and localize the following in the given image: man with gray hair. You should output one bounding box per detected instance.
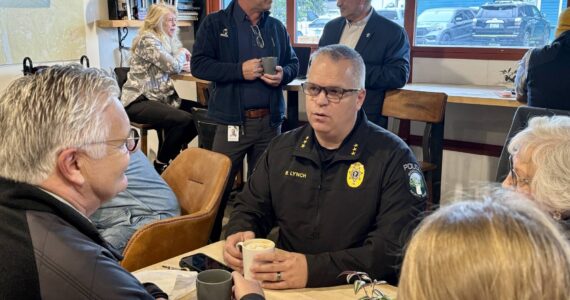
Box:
[223,45,426,289]
[319,0,410,128]
[0,65,167,299]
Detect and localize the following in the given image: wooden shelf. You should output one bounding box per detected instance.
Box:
[96,19,194,28]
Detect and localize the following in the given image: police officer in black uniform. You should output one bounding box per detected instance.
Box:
[223,45,427,289]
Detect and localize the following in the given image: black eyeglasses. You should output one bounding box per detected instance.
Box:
[508,155,531,188]
[83,128,140,153]
[301,82,360,103]
[250,25,265,48]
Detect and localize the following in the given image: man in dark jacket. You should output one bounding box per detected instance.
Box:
[515,8,570,110]
[191,0,299,241]
[0,65,168,299]
[0,65,264,300]
[319,0,410,128]
[223,45,427,289]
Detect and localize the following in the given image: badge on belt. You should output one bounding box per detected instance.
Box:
[228,125,239,142]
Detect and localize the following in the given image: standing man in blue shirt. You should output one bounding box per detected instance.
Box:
[319,0,410,128]
[191,0,299,240]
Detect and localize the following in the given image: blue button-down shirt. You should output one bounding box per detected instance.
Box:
[233,3,274,109]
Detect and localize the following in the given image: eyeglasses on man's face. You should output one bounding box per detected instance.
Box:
[508,154,531,188]
[83,128,140,154]
[250,25,265,48]
[301,82,360,103]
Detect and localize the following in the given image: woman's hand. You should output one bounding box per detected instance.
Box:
[232,271,264,300]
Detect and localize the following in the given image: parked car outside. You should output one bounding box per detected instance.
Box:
[377,8,404,27]
[472,2,550,47]
[416,8,476,45]
[305,16,334,38]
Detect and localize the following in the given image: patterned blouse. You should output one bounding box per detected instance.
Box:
[121,31,186,108]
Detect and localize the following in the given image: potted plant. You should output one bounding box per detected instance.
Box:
[498,67,517,97]
[500,67,516,90]
[339,271,392,300]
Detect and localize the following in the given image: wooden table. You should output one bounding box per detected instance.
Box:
[403,83,522,107]
[173,74,521,117]
[139,241,398,300]
[172,73,210,84]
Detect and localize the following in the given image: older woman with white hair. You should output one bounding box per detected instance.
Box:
[121,3,197,173]
[502,115,570,233]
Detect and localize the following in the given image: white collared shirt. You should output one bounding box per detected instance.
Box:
[38,187,91,221]
[339,8,374,49]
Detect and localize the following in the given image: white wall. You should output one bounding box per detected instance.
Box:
[0,0,102,91]
[412,57,520,202]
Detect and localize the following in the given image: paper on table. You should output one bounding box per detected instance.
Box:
[133,270,198,300]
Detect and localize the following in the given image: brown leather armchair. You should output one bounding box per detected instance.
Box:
[120,147,231,272]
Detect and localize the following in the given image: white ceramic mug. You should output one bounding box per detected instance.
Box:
[236,238,275,280]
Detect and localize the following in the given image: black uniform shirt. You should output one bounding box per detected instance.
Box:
[226,111,427,287]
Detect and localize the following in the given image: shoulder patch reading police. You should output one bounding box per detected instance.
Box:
[403,163,427,198]
[347,162,365,188]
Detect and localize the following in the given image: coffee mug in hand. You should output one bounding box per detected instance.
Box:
[261,57,278,75]
[196,269,233,300]
[237,238,275,280]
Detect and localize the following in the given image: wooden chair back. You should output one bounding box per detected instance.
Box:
[382,89,447,205]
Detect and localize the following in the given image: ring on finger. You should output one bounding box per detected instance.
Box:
[275,271,282,281]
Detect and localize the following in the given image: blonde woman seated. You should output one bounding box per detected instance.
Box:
[502,116,570,234]
[121,3,197,173]
[398,192,570,300]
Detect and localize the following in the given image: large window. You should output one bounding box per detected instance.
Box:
[295,0,406,44]
[414,0,568,48]
[214,0,569,59]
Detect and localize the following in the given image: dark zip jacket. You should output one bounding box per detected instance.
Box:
[0,178,163,299]
[318,10,410,127]
[191,0,299,126]
[225,111,427,287]
[527,31,570,110]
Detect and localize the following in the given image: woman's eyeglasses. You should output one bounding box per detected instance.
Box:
[508,155,531,188]
[250,25,265,48]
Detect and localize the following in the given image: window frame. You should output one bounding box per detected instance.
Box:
[210,0,569,61]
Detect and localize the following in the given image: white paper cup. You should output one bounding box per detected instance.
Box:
[236,238,275,280]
